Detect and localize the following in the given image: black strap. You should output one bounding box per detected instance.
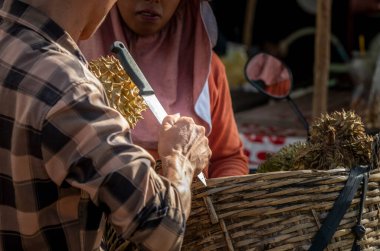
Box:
[351,170,369,251]
[309,166,369,251]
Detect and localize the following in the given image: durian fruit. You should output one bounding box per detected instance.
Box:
[89,55,148,128]
[258,110,373,172]
[302,110,373,170]
[258,141,307,173]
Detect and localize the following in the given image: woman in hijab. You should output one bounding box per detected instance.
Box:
[79,0,248,178]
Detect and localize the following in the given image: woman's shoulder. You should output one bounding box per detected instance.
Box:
[210,51,225,70]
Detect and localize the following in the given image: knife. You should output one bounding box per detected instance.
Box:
[111,41,207,187]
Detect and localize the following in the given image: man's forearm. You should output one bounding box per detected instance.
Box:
[161,154,195,219]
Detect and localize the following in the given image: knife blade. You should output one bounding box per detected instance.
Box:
[111,42,167,124]
[111,41,207,187]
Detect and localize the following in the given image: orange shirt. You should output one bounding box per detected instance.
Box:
[205,52,249,178]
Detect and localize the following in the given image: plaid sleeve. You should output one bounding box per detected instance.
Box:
[41,80,186,249]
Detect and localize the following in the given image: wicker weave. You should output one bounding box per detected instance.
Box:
[182,168,380,251]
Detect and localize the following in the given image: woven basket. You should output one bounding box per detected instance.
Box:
[182,168,380,251]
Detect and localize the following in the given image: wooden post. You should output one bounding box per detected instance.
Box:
[243,0,257,48]
[313,0,332,118]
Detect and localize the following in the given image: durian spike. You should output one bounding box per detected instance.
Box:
[88,55,148,128]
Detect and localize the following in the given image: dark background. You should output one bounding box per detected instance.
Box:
[210,0,380,89]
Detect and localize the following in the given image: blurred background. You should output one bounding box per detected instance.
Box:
[208,0,380,171]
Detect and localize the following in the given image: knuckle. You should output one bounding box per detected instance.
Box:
[180,116,194,123]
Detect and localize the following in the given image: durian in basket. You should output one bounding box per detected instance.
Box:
[258,110,373,172]
[182,110,380,251]
[89,55,148,128]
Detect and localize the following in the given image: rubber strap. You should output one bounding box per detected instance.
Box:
[309,166,369,251]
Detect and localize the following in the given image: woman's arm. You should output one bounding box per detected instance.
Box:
[207,53,249,178]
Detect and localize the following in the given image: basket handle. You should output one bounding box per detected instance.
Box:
[309,166,370,251]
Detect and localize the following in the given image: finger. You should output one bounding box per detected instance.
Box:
[161,113,181,130]
[174,116,195,127]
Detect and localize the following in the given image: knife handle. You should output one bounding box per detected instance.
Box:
[111,41,154,95]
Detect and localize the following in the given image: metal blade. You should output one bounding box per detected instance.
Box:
[142,94,167,124]
[197,171,207,186]
[111,41,207,186]
[199,172,207,186]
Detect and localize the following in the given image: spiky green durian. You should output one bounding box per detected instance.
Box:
[304,110,373,170]
[258,110,373,172]
[258,141,308,172]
